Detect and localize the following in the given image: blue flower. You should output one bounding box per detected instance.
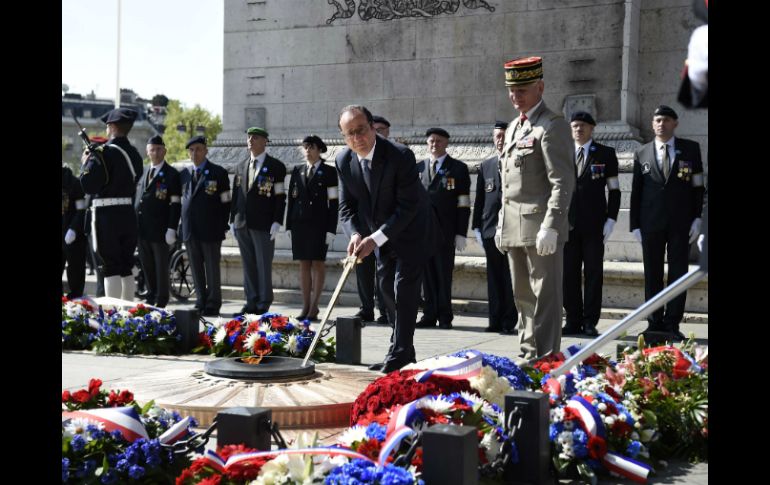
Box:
[71,434,86,451]
[128,464,146,479]
[62,458,70,482]
[626,440,642,458]
[365,423,386,441]
[267,333,282,344]
[262,167,268,173]
[111,429,124,441]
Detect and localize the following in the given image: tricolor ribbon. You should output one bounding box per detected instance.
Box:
[413,350,483,382]
[158,416,191,445]
[62,406,149,443]
[206,446,376,471]
[543,376,562,404]
[377,426,416,467]
[386,399,421,437]
[566,396,651,483]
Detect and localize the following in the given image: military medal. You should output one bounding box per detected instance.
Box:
[484,178,494,192]
[447,177,455,190]
[292,185,299,198]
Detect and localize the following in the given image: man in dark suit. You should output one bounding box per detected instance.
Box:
[62,165,87,299]
[336,105,436,373]
[134,135,182,308]
[630,105,705,341]
[472,121,518,335]
[562,112,620,337]
[229,127,287,315]
[80,107,144,300]
[416,127,471,329]
[180,136,231,317]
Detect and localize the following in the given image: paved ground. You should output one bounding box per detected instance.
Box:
[62,296,707,484]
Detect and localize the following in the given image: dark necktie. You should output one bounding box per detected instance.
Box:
[660,144,670,179]
[146,167,156,189]
[307,164,315,181]
[361,158,372,192]
[430,160,438,182]
[193,168,200,186]
[576,147,585,175]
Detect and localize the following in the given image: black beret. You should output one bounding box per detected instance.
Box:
[425,127,450,139]
[100,107,138,124]
[147,135,165,146]
[494,120,509,130]
[372,115,390,127]
[185,135,207,149]
[653,105,678,120]
[302,134,327,153]
[570,111,596,126]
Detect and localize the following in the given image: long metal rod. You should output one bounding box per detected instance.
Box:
[550,267,707,377]
[301,255,357,367]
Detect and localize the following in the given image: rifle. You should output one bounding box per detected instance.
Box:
[73,115,106,157]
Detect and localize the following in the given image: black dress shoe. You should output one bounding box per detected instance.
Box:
[367,363,384,371]
[355,310,375,322]
[254,307,269,314]
[415,318,437,328]
[233,306,257,317]
[672,330,687,342]
[583,324,599,337]
[296,314,307,321]
[438,322,453,329]
[376,315,389,325]
[484,326,502,333]
[500,328,518,335]
[562,324,583,335]
[202,308,220,317]
[381,361,407,373]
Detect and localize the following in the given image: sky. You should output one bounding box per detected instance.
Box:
[62,0,224,116]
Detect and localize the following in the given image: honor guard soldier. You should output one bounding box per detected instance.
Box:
[562,112,620,337]
[630,105,705,342]
[230,127,287,315]
[472,121,518,335]
[79,107,144,300]
[416,127,471,329]
[496,57,575,363]
[286,135,339,321]
[180,136,231,317]
[62,164,88,298]
[134,135,182,308]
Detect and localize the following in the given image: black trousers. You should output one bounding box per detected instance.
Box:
[641,227,690,331]
[376,246,422,367]
[563,227,605,326]
[482,237,518,331]
[138,238,171,307]
[421,240,455,325]
[94,205,137,277]
[62,233,87,298]
[186,238,222,312]
[355,252,389,318]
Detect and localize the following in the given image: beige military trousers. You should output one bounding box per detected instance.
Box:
[506,243,564,361]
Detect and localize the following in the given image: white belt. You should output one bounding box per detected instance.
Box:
[92,197,132,207]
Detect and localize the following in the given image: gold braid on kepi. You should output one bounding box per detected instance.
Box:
[504,56,543,86]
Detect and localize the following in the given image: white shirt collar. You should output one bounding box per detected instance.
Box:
[250,151,267,165]
[656,137,675,152]
[151,160,164,170]
[524,99,544,120]
[358,137,377,163]
[575,139,593,155]
[306,159,322,170]
[430,153,448,170]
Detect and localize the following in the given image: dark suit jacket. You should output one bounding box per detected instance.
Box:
[62,166,86,234]
[568,141,621,233]
[286,161,339,235]
[135,161,182,242]
[417,155,471,244]
[336,136,436,264]
[80,136,143,197]
[630,137,705,233]
[230,154,287,231]
[472,155,503,239]
[180,160,231,242]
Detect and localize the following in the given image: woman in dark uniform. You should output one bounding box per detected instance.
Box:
[286,135,339,320]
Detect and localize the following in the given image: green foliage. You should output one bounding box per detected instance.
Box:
[162,99,222,163]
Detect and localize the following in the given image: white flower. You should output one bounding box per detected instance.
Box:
[287,335,299,354]
[550,408,565,423]
[243,313,261,323]
[597,403,607,412]
[469,366,512,408]
[149,311,163,321]
[416,395,455,414]
[604,416,615,427]
[337,426,367,447]
[63,418,103,439]
[87,318,101,330]
[563,420,575,431]
[557,431,573,445]
[481,430,502,463]
[65,302,86,318]
[118,310,132,318]
[213,326,228,345]
[244,332,261,353]
[617,413,627,422]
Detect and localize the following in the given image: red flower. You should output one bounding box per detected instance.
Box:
[356,438,382,460]
[72,389,92,403]
[62,390,72,402]
[233,334,246,353]
[218,443,258,460]
[587,435,608,459]
[227,457,270,481]
[270,316,289,331]
[88,378,103,397]
[225,320,241,336]
[108,389,134,407]
[562,407,582,422]
[62,295,69,303]
[253,337,272,354]
[410,448,423,471]
[196,476,221,485]
[611,420,633,437]
[246,322,261,334]
[198,332,213,348]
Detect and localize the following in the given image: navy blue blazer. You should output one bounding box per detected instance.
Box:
[335,136,436,263]
[180,160,231,242]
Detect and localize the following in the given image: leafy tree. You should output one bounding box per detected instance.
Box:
[162,100,222,163]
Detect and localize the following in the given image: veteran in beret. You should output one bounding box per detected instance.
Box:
[495,56,575,363]
[79,107,144,300]
[229,127,287,315]
[180,135,231,317]
[630,105,705,342]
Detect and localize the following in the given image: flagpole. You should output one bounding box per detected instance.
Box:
[115,0,122,108]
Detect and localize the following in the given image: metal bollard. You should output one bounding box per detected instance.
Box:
[335,315,362,364]
[503,391,553,485]
[216,407,272,451]
[422,424,478,485]
[174,309,200,353]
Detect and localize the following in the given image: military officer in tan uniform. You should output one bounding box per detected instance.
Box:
[495,57,575,362]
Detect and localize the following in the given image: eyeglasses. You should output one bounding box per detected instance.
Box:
[341,125,371,139]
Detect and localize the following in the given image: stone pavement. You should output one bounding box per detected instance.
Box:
[61,296,707,484]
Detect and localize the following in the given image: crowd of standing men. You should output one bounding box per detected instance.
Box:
[63,53,705,371]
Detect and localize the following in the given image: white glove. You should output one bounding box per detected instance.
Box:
[688,218,702,244]
[326,232,334,246]
[269,222,281,240]
[494,228,505,255]
[697,234,705,252]
[64,229,77,245]
[286,230,291,239]
[602,218,616,244]
[165,228,177,246]
[535,227,558,256]
[632,228,642,244]
[473,228,483,247]
[455,235,467,251]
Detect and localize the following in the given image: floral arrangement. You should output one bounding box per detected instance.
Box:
[91,304,181,355]
[62,378,197,484]
[192,312,336,363]
[61,296,99,350]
